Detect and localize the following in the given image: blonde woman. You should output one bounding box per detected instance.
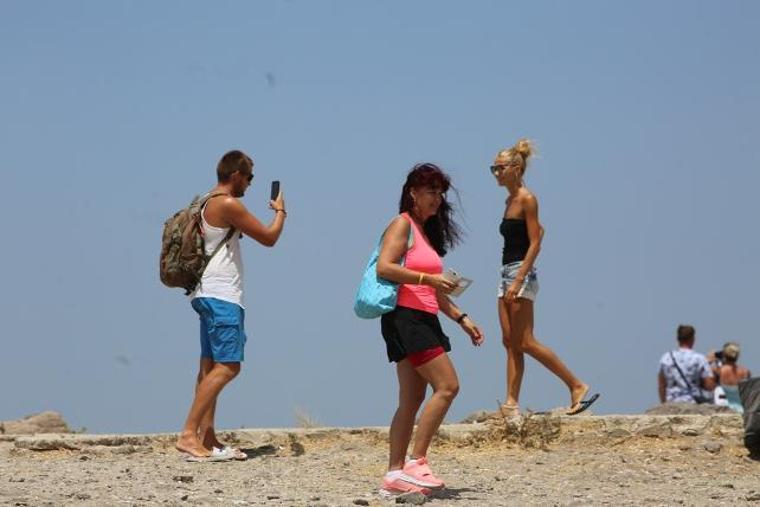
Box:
[491,140,598,416]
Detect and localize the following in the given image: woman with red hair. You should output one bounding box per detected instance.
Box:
[375,163,485,497]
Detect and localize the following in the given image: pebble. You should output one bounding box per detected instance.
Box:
[396,492,427,504]
[703,442,723,454]
[353,500,370,506]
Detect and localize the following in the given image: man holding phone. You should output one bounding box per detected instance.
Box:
[176,149,286,460]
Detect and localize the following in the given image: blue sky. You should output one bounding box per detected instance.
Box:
[1,1,758,433]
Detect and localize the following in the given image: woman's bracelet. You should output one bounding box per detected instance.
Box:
[274,208,287,216]
[418,272,425,285]
[456,313,468,324]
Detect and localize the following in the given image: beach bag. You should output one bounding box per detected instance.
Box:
[160,192,235,295]
[739,377,760,454]
[353,222,412,319]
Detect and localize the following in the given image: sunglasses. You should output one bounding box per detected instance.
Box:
[489,164,518,176]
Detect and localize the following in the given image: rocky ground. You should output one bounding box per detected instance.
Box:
[1,412,759,506]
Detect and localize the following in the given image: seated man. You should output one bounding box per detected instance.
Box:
[658,324,716,404]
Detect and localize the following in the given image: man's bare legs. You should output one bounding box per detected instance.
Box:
[500,297,588,410]
[195,358,225,450]
[387,354,459,469]
[176,361,240,457]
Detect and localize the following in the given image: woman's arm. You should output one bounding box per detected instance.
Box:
[436,292,484,346]
[376,217,455,292]
[513,193,542,283]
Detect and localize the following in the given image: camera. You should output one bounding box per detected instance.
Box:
[714,350,724,361]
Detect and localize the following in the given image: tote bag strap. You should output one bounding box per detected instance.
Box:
[379,214,414,253]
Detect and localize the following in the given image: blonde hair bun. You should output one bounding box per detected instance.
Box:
[513,138,534,161]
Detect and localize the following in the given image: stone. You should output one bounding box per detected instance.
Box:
[14,436,80,451]
[747,492,760,502]
[638,422,673,438]
[606,428,632,439]
[396,492,427,504]
[353,500,370,506]
[460,410,491,424]
[703,442,722,454]
[645,403,732,415]
[172,476,193,483]
[0,412,70,435]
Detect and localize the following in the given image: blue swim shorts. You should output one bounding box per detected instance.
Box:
[191,297,247,363]
[497,261,539,302]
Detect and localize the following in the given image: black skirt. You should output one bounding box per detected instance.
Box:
[381,306,452,363]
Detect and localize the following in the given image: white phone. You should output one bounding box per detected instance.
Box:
[443,269,473,297]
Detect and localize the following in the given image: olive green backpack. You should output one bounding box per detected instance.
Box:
[159,193,235,295]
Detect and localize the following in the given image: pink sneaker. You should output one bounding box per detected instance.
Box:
[379,475,432,497]
[401,456,445,489]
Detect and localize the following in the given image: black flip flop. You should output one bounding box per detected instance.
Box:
[566,392,600,415]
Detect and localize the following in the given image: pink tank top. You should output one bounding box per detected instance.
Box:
[396,213,443,314]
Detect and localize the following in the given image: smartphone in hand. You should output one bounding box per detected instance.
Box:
[270,180,280,201]
[443,268,473,297]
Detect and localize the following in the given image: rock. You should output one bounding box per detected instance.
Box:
[606,428,631,439]
[638,422,673,438]
[747,492,760,501]
[703,442,722,454]
[396,492,427,504]
[353,500,370,506]
[0,412,70,435]
[681,428,700,436]
[645,403,732,415]
[460,410,491,424]
[14,436,80,451]
[173,475,193,483]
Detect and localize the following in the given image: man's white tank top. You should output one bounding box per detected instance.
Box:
[190,204,244,308]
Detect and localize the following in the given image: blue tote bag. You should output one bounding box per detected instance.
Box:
[353,225,413,319]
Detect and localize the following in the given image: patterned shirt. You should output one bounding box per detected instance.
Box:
[659,347,714,402]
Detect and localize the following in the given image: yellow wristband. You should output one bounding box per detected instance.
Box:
[418,273,425,285]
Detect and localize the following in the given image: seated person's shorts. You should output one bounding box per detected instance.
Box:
[191,297,247,363]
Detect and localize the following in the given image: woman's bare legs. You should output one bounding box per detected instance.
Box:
[387,354,460,469]
[388,359,427,470]
[506,298,588,408]
[410,353,459,459]
[498,298,524,409]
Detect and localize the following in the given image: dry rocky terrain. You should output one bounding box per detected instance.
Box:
[1,411,759,506]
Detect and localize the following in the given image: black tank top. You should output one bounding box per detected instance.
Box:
[500,218,530,265]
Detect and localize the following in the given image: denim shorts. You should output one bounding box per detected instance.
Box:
[191,297,247,363]
[497,261,539,301]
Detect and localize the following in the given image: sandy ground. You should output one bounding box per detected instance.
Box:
[1,413,759,506]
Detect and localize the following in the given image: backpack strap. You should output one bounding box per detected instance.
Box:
[200,191,237,265]
[207,227,237,261]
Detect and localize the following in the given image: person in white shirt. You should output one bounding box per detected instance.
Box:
[175,150,286,460]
